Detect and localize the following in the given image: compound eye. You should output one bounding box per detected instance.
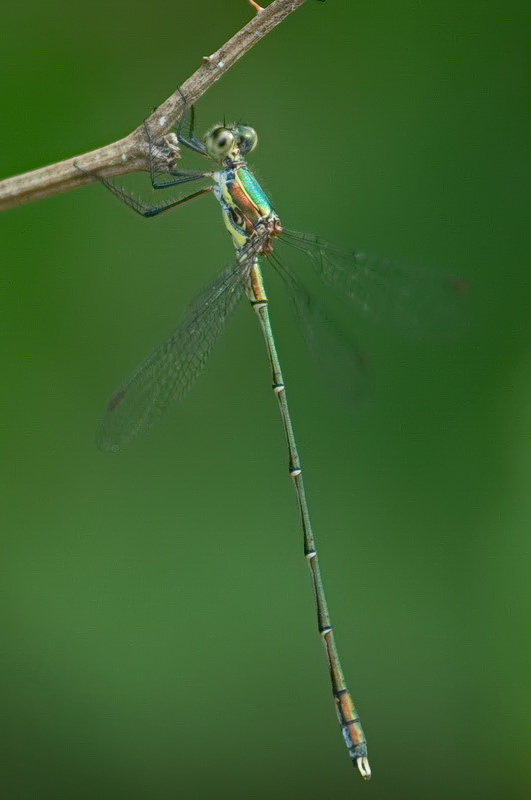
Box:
[205,127,235,159]
[236,125,258,154]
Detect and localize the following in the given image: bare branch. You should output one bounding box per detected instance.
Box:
[0,0,310,212]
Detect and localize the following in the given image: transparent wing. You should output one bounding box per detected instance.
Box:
[271,255,369,404]
[280,229,467,337]
[97,259,246,452]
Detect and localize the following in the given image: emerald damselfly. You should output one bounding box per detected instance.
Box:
[83,96,463,779]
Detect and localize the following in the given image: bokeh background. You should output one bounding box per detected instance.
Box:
[1,1,529,797]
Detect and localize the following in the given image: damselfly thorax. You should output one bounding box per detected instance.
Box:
[212,163,282,256]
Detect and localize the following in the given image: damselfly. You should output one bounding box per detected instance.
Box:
[82,96,463,779]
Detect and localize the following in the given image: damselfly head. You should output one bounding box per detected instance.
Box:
[204,123,258,161]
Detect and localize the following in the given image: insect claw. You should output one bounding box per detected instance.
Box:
[248,1,264,13]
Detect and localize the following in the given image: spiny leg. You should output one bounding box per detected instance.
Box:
[74,162,213,218]
[175,87,208,156]
[142,120,212,189]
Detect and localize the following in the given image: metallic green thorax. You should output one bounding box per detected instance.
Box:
[213,163,275,250]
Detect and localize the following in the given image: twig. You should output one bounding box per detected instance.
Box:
[0,0,310,212]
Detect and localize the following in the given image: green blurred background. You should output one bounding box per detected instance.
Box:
[1,1,529,797]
